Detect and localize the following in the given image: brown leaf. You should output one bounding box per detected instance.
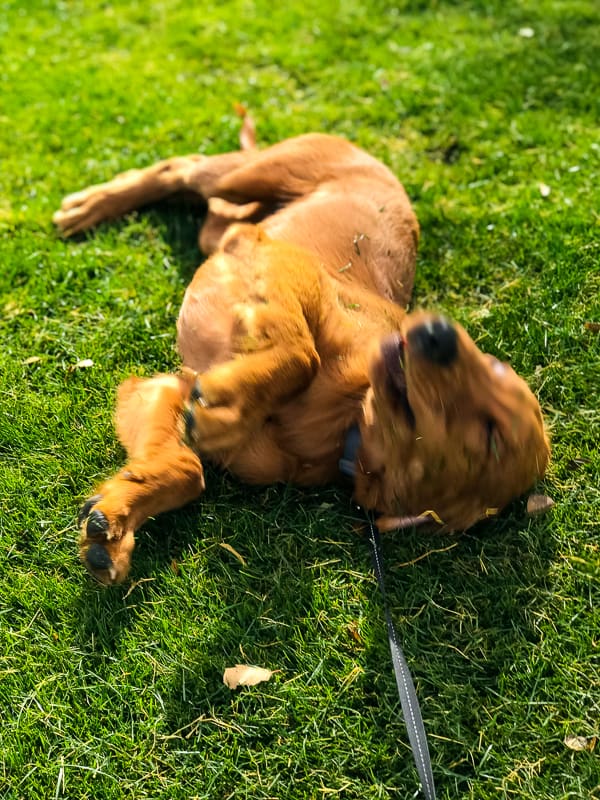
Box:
[347,621,363,645]
[526,494,555,516]
[584,321,600,333]
[223,664,273,690]
[218,542,247,566]
[564,735,597,752]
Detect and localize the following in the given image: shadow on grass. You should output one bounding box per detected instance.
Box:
[69,462,557,790]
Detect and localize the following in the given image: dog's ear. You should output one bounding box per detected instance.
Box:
[375,513,444,533]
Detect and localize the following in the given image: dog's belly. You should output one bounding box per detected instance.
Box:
[219,420,343,487]
[212,375,363,487]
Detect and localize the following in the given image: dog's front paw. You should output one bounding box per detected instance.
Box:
[77,494,136,586]
[183,384,249,454]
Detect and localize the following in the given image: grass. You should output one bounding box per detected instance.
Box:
[1,0,599,797]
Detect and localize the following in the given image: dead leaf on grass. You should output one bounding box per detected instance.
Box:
[564,735,597,752]
[22,356,42,365]
[526,494,555,516]
[218,542,247,566]
[347,621,363,645]
[584,321,600,333]
[223,664,274,690]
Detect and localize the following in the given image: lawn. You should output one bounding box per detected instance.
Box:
[0,0,599,798]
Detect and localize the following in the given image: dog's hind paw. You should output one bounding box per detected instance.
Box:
[53,185,115,236]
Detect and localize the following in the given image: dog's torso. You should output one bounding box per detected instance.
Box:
[177,219,407,486]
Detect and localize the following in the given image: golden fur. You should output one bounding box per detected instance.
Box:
[54,127,549,584]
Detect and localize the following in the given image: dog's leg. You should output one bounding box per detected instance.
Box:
[185,341,320,454]
[178,227,322,453]
[77,374,205,585]
[53,151,254,237]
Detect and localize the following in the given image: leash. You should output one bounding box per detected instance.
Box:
[365,511,437,800]
[340,426,437,799]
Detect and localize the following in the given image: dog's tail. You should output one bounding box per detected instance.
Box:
[234,103,257,151]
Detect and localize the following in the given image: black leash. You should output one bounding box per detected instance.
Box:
[365,511,437,800]
[340,426,437,799]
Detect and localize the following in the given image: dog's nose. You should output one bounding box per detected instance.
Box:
[408,317,458,366]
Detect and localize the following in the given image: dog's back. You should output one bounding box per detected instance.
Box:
[202,133,419,307]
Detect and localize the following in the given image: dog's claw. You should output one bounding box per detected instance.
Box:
[85,542,114,572]
[85,508,109,538]
[77,494,103,526]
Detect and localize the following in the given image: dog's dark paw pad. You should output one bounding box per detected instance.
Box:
[85,508,109,538]
[85,542,114,572]
[77,494,103,526]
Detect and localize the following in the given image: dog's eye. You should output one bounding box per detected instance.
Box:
[486,419,501,462]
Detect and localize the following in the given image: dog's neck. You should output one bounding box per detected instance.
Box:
[339,391,387,510]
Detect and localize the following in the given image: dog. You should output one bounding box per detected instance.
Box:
[54,122,550,585]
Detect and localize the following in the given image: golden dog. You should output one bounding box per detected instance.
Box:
[54,126,550,584]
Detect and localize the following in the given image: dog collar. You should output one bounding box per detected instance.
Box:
[339,424,361,479]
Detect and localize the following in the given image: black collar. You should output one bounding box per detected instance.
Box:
[339,424,361,479]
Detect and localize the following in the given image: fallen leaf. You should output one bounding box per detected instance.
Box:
[564,735,597,752]
[527,494,555,516]
[74,358,94,369]
[340,665,364,690]
[223,664,273,690]
[584,321,600,333]
[22,356,42,365]
[218,542,247,566]
[347,621,363,645]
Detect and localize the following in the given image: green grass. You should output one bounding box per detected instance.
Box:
[1,0,599,797]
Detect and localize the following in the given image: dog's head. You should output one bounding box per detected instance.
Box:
[356,312,550,531]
